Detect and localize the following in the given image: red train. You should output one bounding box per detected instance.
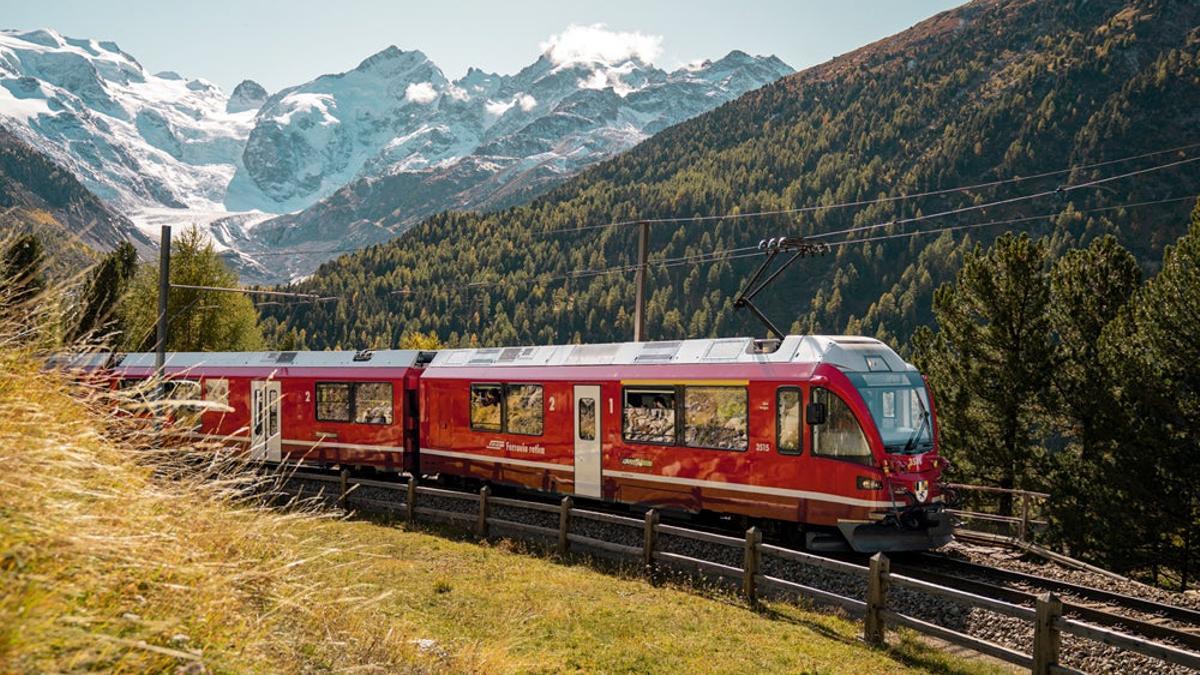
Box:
[60,334,952,552]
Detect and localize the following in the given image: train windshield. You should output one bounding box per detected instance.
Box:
[845,371,933,454]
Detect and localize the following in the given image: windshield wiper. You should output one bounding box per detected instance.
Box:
[902,394,931,454]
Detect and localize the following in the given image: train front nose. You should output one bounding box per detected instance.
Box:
[838,471,954,553]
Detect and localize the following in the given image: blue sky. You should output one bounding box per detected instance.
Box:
[5,0,965,92]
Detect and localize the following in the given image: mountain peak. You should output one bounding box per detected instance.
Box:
[227,79,268,113]
[356,45,429,72]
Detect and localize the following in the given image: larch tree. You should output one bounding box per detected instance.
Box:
[119,227,265,352]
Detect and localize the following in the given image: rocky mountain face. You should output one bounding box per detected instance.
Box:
[235,49,793,281]
[0,125,152,265]
[226,80,267,113]
[0,27,792,283]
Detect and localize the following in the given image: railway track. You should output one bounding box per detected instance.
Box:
[889,558,1200,652]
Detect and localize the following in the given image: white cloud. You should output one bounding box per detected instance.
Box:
[540,23,663,67]
[405,81,438,104]
[485,99,514,116]
[485,93,536,116]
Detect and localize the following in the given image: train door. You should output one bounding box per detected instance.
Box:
[573,385,602,498]
[250,380,282,462]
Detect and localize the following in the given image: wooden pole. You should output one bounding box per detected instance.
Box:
[558,496,573,556]
[1033,592,1063,675]
[477,485,490,538]
[338,467,349,507]
[154,225,171,403]
[633,220,648,342]
[864,552,890,646]
[644,509,659,580]
[406,474,417,522]
[1020,492,1031,543]
[743,526,762,606]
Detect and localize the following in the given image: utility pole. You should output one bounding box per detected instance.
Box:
[155,225,171,400]
[633,221,649,342]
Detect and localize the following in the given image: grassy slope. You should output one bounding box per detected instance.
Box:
[0,348,1000,673]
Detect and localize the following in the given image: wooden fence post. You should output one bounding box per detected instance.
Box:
[1020,492,1031,543]
[558,496,573,555]
[1033,592,1063,675]
[477,485,490,538]
[743,526,762,606]
[338,467,349,507]
[644,509,659,581]
[406,474,417,522]
[864,552,890,646]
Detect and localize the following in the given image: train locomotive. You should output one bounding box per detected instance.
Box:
[64,334,953,553]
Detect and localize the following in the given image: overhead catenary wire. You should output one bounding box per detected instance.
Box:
[379,193,1197,299]
[534,140,1200,236]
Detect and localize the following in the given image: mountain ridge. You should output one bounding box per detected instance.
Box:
[0,27,792,282]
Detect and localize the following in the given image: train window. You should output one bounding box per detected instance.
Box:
[315,382,352,422]
[165,380,204,414]
[811,388,872,465]
[623,388,677,445]
[505,384,544,436]
[578,398,596,441]
[683,386,748,451]
[206,379,229,407]
[470,384,503,431]
[354,382,393,425]
[777,388,802,455]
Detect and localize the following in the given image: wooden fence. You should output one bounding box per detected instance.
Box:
[947,483,1050,544]
[289,471,1200,675]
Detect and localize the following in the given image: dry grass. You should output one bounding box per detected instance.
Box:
[0,289,1004,673]
[0,316,430,671]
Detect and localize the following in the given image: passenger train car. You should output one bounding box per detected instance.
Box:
[61,335,952,553]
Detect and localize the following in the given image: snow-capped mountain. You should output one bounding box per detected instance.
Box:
[0,29,256,212]
[0,26,792,283]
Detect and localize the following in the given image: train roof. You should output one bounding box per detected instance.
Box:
[116,349,432,370]
[428,335,915,373]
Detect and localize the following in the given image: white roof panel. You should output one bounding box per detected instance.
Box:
[428,335,915,372]
[117,350,428,370]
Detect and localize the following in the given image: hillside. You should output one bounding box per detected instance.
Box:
[260,0,1200,350]
[0,126,150,259]
[0,346,992,673]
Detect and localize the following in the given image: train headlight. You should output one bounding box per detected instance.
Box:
[856,476,883,490]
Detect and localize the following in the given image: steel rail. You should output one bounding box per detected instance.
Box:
[914,554,1200,627]
[891,563,1200,651]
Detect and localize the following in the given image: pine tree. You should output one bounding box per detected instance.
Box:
[70,242,139,343]
[1042,235,1141,563]
[2,234,45,305]
[912,233,1054,514]
[1103,203,1200,589]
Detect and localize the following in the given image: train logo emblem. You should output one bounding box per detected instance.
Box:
[914,480,929,503]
